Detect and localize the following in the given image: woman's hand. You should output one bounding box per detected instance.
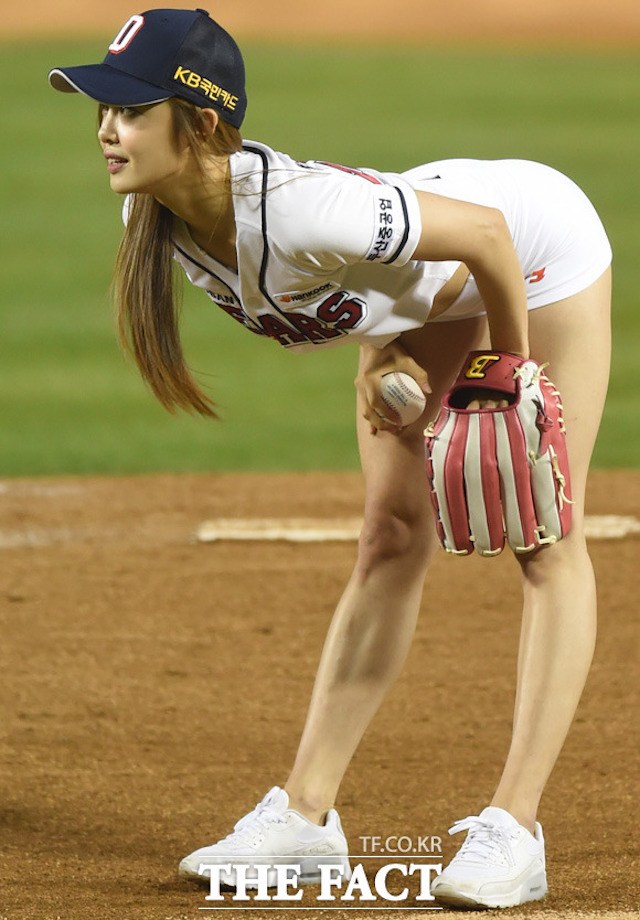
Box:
[356,341,431,434]
[465,390,510,410]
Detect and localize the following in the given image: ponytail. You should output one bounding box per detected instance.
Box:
[112,99,243,417]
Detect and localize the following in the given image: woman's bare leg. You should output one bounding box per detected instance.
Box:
[285,316,488,821]
[491,269,612,831]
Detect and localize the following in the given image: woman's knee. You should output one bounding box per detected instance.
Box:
[517,526,592,589]
[356,500,435,577]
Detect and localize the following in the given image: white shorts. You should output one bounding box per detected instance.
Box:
[403,159,612,322]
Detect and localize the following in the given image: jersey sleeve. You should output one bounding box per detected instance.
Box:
[269,164,423,273]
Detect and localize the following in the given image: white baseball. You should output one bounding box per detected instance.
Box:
[379,372,426,426]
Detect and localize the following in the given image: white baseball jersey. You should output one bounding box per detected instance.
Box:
[132,142,612,351]
[170,140,459,352]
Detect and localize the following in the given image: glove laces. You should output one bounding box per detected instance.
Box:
[448,815,516,868]
[549,444,574,510]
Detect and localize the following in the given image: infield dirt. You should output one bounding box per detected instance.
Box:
[2,471,639,918]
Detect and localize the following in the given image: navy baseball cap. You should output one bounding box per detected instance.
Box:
[48,8,247,128]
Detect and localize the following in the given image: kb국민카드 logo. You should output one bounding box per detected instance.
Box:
[196,833,444,909]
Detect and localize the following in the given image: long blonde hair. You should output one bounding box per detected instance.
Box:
[112,98,242,417]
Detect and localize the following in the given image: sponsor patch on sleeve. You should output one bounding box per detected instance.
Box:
[365,191,408,263]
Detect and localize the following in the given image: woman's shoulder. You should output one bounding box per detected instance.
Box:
[230,140,321,192]
[230,140,393,198]
[229,141,423,270]
[229,141,346,246]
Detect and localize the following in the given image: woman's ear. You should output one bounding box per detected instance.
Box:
[199,107,220,136]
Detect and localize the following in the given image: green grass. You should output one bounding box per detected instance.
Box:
[1,40,639,474]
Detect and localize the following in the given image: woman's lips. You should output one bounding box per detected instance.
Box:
[105,155,128,174]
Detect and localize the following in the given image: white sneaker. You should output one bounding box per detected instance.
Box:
[431,806,547,909]
[179,786,351,888]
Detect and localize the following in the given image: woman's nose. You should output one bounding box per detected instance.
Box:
[98,107,117,143]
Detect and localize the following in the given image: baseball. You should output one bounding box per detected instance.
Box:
[379,372,427,426]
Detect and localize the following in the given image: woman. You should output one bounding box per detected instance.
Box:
[49,8,612,909]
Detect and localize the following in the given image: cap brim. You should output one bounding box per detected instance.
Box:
[48,63,172,106]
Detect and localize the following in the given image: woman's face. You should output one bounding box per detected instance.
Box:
[97,101,190,195]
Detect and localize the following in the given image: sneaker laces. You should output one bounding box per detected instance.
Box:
[448,815,517,868]
[219,791,287,847]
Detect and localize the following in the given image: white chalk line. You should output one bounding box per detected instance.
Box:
[0,527,82,549]
[1,516,638,550]
[0,481,83,497]
[195,515,640,544]
[196,518,364,543]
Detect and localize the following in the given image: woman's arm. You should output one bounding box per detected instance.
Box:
[355,190,528,431]
[412,190,529,358]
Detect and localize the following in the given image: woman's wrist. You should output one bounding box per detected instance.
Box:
[490,345,530,360]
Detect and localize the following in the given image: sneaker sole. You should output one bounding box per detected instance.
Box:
[432,869,547,909]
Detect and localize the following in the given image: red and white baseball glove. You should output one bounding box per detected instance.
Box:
[425,351,573,556]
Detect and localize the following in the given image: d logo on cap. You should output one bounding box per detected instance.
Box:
[109,15,145,55]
